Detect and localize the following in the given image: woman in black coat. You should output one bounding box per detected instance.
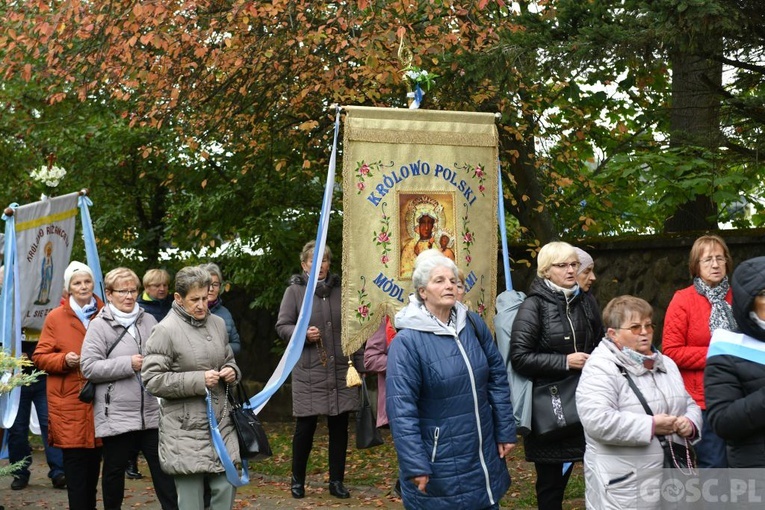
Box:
[704,256,765,468]
[510,242,597,510]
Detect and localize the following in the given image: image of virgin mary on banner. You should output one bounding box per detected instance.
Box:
[341,107,498,353]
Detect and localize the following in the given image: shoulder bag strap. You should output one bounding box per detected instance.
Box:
[105,321,134,359]
[618,365,669,443]
[617,365,653,416]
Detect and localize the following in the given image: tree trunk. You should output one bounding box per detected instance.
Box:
[503,132,559,244]
[664,34,723,233]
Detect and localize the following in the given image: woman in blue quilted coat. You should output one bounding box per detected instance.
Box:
[386,251,516,510]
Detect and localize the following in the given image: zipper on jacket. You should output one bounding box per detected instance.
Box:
[565,300,578,353]
[455,333,496,506]
[608,471,634,486]
[430,427,440,462]
[105,383,114,417]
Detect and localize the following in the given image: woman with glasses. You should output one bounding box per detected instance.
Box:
[201,263,240,356]
[81,267,178,510]
[275,241,362,500]
[577,296,701,509]
[510,241,598,510]
[33,261,104,510]
[663,234,734,468]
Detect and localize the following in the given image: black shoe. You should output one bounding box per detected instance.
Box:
[11,477,28,491]
[291,476,305,499]
[393,479,401,497]
[328,480,350,499]
[125,461,143,480]
[51,473,67,489]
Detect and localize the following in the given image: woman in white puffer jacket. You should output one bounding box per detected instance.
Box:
[576,295,701,510]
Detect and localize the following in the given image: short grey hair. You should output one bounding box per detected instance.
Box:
[200,262,223,282]
[174,266,212,298]
[411,252,458,303]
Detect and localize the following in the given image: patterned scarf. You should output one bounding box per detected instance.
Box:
[694,276,737,333]
[70,296,98,328]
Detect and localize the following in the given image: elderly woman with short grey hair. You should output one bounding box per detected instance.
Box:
[142,265,241,510]
[387,251,516,509]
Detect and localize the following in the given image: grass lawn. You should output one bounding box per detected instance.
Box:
[253,420,585,509]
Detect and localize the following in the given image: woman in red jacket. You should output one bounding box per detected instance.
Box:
[34,261,104,510]
[663,234,734,468]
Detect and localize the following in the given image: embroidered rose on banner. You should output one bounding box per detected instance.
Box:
[356,276,373,323]
[372,203,393,268]
[461,205,475,268]
[355,160,393,195]
[455,162,487,198]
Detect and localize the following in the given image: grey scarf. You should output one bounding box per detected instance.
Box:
[694,276,737,333]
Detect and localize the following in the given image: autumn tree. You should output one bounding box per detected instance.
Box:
[1,0,764,306]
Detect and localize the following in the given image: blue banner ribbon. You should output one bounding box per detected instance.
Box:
[1,204,22,430]
[78,195,104,301]
[206,388,249,487]
[248,106,341,415]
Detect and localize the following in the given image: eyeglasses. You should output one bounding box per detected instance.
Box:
[112,289,139,297]
[551,262,580,270]
[148,283,168,288]
[700,256,726,266]
[617,323,656,334]
[209,282,221,289]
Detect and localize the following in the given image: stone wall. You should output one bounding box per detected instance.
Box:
[227,228,765,421]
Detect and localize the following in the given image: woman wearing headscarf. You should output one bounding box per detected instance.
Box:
[275,241,362,500]
[141,265,241,510]
[705,256,765,468]
[575,247,605,342]
[80,267,178,510]
[33,261,104,510]
[201,262,241,356]
[663,234,734,468]
[510,241,598,510]
[577,296,701,509]
[386,251,516,509]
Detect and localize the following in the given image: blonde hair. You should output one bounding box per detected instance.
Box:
[536,241,577,278]
[105,267,140,291]
[300,241,332,263]
[142,269,170,288]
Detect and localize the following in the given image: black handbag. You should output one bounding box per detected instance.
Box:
[78,325,132,403]
[618,366,697,474]
[356,375,384,449]
[228,382,272,461]
[78,380,96,403]
[531,373,582,439]
[660,436,696,471]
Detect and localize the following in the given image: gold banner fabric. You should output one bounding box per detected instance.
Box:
[341,106,498,354]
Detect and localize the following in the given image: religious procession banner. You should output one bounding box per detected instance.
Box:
[341,106,498,354]
[12,192,78,333]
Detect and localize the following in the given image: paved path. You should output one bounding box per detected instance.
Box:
[0,450,402,509]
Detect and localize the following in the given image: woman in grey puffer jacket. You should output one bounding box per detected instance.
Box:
[142,265,241,510]
[81,267,178,510]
